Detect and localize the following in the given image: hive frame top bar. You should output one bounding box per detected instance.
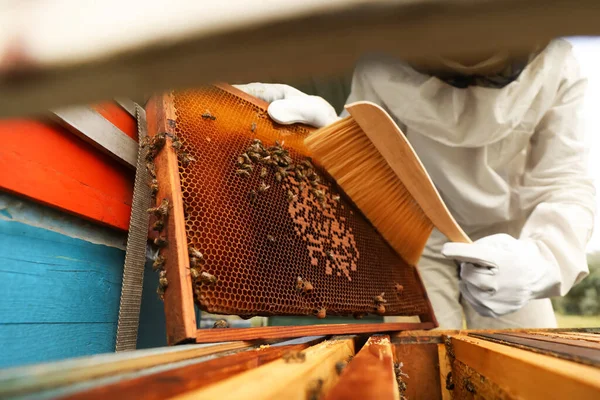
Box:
[145,84,437,345]
[2,0,600,117]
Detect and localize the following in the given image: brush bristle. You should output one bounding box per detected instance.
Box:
[305,117,433,265]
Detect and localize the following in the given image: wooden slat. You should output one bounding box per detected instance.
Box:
[499,331,600,351]
[452,334,600,400]
[62,337,325,400]
[0,342,254,398]
[196,322,435,343]
[392,342,441,400]
[0,119,134,231]
[173,336,356,400]
[437,344,452,400]
[523,330,600,344]
[470,332,600,366]
[325,336,398,400]
[146,94,198,345]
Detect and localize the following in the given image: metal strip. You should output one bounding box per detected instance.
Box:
[114,98,138,118]
[115,104,152,351]
[469,332,600,367]
[52,107,138,168]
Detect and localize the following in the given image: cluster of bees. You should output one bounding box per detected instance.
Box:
[143,127,198,300]
[235,138,327,205]
[373,292,387,315]
[394,362,409,399]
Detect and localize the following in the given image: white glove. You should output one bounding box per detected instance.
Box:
[233,83,340,128]
[441,234,562,318]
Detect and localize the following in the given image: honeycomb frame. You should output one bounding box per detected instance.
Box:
[145,84,437,345]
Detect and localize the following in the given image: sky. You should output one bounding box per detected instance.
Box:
[568,37,600,253]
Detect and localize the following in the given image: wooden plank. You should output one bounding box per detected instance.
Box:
[450,358,512,400]
[470,332,600,366]
[499,331,600,351]
[525,330,600,344]
[196,322,435,343]
[146,94,197,345]
[173,336,356,400]
[0,221,124,324]
[0,341,254,398]
[392,342,441,400]
[0,119,134,231]
[437,344,452,400]
[2,1,600,117]
[0,323,116,370]
[62,337,324,400]
[452,334,600,400]
[326,336,398,400]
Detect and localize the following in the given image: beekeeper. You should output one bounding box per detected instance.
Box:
[235,38,596,329]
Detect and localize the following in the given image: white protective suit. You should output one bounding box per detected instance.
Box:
[237,39,596,328]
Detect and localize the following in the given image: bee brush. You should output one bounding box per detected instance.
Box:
[304,101,471,265]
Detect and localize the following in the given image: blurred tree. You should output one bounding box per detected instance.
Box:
[552,252,600,315]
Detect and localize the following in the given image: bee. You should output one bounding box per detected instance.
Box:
[240,163,253,172]
[171,139,183,152]
[375,303,386,315]
[398,380,408,393]
[149,179,159,196]
[282,351,306,363]
[147,198,169,217]
[445,372,455,390]
[248,152,261,163]
[146,161,156,178]
[152,255,166,271]
[200,271,217,285]
[315,308,326,319]
[395,283,404,295]
[152,219,164,232]
[259,156,271,165]
[178,152,196,167]
[237,156,246,165]
[301,159,314,169]
[158,269,168,287]
[295,169,304,179]
[189,256,201,268]
[275,171,282,182]
[374,292,387,304]
[325,250,335,262]
[310,180,319,188]
[463,378,475,393]
[251,122,257,133]
[141,136,152,148]
[249,190,257,204]
[241,153,252,164]
[335,361,347,375]
[287,190,296,203]
[353,312,366,320]
[154,236,168,248]
[306,378,324,400]
[260,167,268,178]
[151,132,167,150]
[297,182,305,192]
[258,181,270,193]
[295,276,313,294]
[190,267,201,280]
[236,169,251,178]
[252,138,262,146]
[156,285,165,300]
[332,195,340,202]
[213,319,229,328]
[201,110,216,120]
[266,234,276,243]
[188,247,204,260]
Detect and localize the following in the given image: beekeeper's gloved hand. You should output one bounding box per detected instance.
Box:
[234,83,340,128]
[441,234,562,318]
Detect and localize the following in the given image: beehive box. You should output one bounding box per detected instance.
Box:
[3,328,599,399]
[144,84,436,345]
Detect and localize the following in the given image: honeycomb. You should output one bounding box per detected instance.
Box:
[172,85,431,318]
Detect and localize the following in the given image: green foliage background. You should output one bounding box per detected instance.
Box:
[552,252,600,316]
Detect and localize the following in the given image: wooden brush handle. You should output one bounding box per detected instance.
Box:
[345,101,472,244]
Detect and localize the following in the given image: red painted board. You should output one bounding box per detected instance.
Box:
[0,119,134,231]
[91,103,138,141]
